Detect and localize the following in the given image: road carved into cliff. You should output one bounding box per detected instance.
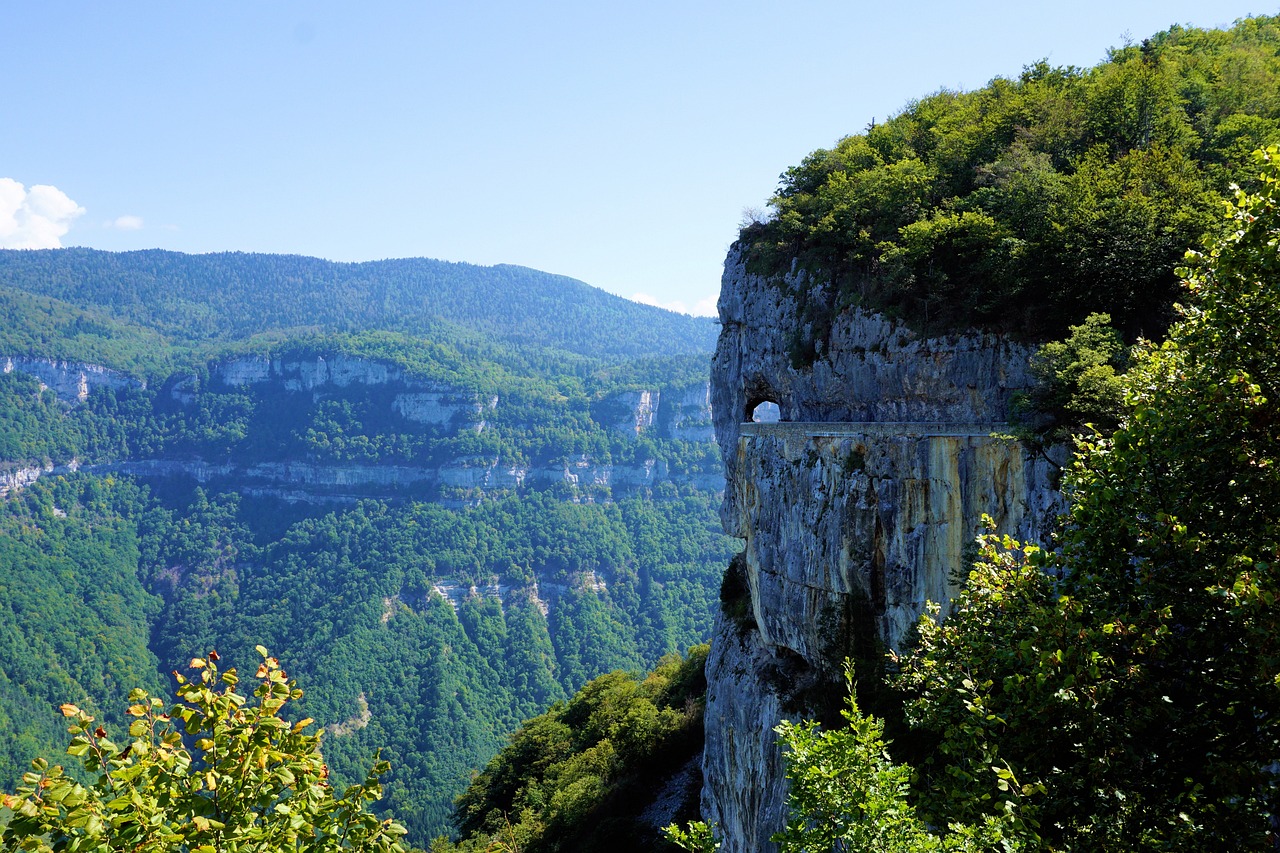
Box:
[739,421,1008,439]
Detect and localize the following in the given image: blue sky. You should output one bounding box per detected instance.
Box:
[0,2,1268,316]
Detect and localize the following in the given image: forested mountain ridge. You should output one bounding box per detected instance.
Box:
[0,248,734,843]
[0,246,723,503]
[0,249,717,371]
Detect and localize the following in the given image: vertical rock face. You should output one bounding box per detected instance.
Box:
[605,389,661,435]
[1,356,143,403]
[702,246,1064,851]
[600,383,717,441]
[666,383,717,442]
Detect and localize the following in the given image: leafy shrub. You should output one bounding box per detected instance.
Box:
[1,648,406,853]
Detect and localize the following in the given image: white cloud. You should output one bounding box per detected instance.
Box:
[632,291,719,317]
[690,293,718,317]
[0,179,85,249]
[107,214,144,231]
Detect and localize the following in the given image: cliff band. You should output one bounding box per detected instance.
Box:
[702,247,1065,851]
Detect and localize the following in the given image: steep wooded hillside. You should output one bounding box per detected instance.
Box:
[0,249,732,844]
[0,249,716,367]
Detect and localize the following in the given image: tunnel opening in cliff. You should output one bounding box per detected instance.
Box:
[747,400,780,423]
[742,373,784,425]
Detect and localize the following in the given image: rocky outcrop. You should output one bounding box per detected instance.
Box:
[0,459,82,498]
[701,246,1065,852]
[421,577,605,616]
[605,390,660,436]
[665,383,717,442]
[711,252,1036,537]
[394,391,498,429]
[170,355,497,433]
[2,356,143,403]
[211,353,401,391]
[600,383,716,441]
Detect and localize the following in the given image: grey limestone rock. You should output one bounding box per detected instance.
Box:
[702,244,1065,852]
[2,356,143,404]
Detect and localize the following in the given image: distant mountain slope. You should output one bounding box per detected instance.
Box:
[0,287,184,378]
[0,247,730,844]
[0,249,716,363]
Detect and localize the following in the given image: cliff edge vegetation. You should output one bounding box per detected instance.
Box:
[722,148,1280,853]
[741,15,1280,354]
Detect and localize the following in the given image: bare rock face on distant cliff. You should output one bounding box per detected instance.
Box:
[0,351,724,505]
[701,247,1065,852]
[2,356,143,403]
[599,384,716,442]
[170,354,499,431]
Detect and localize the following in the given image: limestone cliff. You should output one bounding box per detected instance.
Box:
[1,356,144,403]
[597,384,717,442]
[701,246,1065,851]
[171,354,498,432]
[0,353,722,504]
[0,460,82,498]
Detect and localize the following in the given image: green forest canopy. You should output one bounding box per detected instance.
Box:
[0,244,731,847]
[0,473,736,844]
[743,15,1280,350]
[0,251,716,389]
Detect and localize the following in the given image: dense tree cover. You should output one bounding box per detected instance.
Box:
[444,645,709,853]
[0,289,182,379]
[0,477,164,786]
[0,373,85,468]
[1010,312,1128,444]
[762,150,1280,851]
[0,477,734,844]
[156,490,731,841]
[2,649,406,853]
[0,250,716,370]
[0,271,731,841]
[743,15,1280,350]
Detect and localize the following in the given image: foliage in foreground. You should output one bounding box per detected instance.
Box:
[895,148,1280,850]
[773,680,1027,853]
[1,648,405,853]
[662,820,719,852]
